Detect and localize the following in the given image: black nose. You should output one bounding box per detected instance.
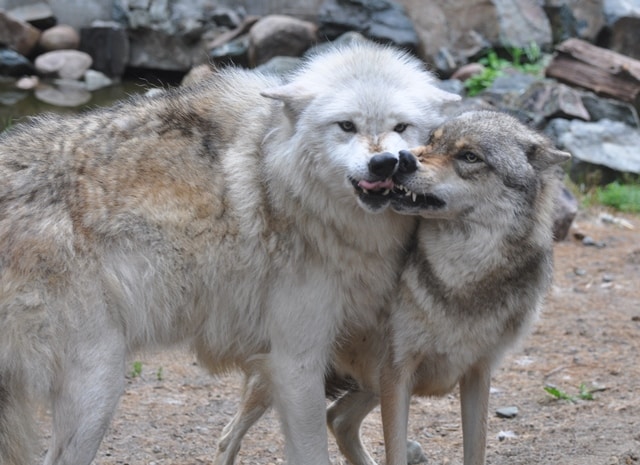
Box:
[398,150,418,174]
[368,152,398,178]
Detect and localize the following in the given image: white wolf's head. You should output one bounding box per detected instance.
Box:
[261,42,459,213]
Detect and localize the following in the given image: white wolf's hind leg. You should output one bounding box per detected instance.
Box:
[327,390,379,465]
[43,329,126,465]
[213,368,271,465]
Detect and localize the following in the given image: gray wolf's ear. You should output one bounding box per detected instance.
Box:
[529,144,571,171]
[261,84,314,116]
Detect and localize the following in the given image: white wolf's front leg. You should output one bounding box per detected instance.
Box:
[459,362,491,465]
[266,279,336,465]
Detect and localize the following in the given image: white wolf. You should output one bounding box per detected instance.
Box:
[211,111,570,465]
[0,42,458,465]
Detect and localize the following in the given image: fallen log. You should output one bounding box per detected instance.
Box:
[545,38,640,109]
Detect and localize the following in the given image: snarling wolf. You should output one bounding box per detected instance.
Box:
[211,111,570,465]
[0,42,458,465]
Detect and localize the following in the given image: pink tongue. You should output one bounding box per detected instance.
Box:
[358,178,394,190]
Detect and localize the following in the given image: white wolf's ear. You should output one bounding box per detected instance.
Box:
[425,85,461,103]
[261,84,315,116]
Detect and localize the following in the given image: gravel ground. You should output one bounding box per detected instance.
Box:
[38,208,640,465]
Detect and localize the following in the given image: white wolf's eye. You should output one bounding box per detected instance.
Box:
[337,121,356,133]
[393,123,408,133]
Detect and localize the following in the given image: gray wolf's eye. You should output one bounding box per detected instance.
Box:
[393,123,408,133]
[337,121,356,132]
[459,151,480,163]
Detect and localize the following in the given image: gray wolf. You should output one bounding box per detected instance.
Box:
[0,42,458,465]
[211,111,570,465]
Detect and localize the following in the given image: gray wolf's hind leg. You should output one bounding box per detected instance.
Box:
[327,390,379,465]
[213,368,271,465]
[42,332,126,465]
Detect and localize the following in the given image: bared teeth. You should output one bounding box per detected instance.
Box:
[382,189,390,195]
[412,192,417,202]
[362,188,369,194]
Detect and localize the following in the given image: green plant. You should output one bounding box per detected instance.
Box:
[595,182,640,213]
[464,44,545,96]
[156,366,164,381]
[544,383,598,403]
[1,116,13,133]
[130,361,143,378]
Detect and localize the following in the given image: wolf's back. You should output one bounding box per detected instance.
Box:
[0,67,281,464]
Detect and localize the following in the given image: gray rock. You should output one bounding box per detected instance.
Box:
[553,183,579,241]
[608,17,640,60]
[249,15,317,67]
[80,22,130,78]
[546,118,640,180]
[451,62,486,82]
[35,50,93,80]
[319,0,419,52]
[398,0,551,73]
[496,406,519,418]
[580,92,640,128]
[7,2,56,29]
[126,28,204,71]
[39,24,81,51]
[603,0,640,25]
[406,439,428,464]
[516,80,590,122]
[544,0,606,43]
[115,0,222,71]
[15,75,39,89]
[209,35,250,68]
[0,48,35,77]
[255,56,302,76]
[84,69,114,91]
[0,10,41,57]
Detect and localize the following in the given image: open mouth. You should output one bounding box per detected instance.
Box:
[390,184,446,210]
[349,177,395,211]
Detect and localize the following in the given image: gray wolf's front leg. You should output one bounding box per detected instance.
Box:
[460,362,491,465]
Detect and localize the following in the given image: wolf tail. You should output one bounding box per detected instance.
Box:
[0,375,34,465]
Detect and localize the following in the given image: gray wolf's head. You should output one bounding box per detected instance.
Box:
[261,42,460,213]
[391,111,571,219]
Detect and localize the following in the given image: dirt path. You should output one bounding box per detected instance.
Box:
[39,208,639,465]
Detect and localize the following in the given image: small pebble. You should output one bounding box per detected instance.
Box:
[496,406,518,418]
[602,273,614,283]
[582,236,606,248]
[407,439,428,464]
[574,268,587,276]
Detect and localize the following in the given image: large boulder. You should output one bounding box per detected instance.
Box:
[546,118,640,182]
[397,0,552,73]
[80,21,130,78]
[318,0,419,52]
[248,15,317,67]
[6,2,57,29]
[0,10,41,57]
[35,49,92,80]
[544,0,605,43]
[39,24,81,51]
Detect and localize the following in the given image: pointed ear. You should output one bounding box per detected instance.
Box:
[261,83,315,116]
[426,84,461,103]
[528,144,571,171]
